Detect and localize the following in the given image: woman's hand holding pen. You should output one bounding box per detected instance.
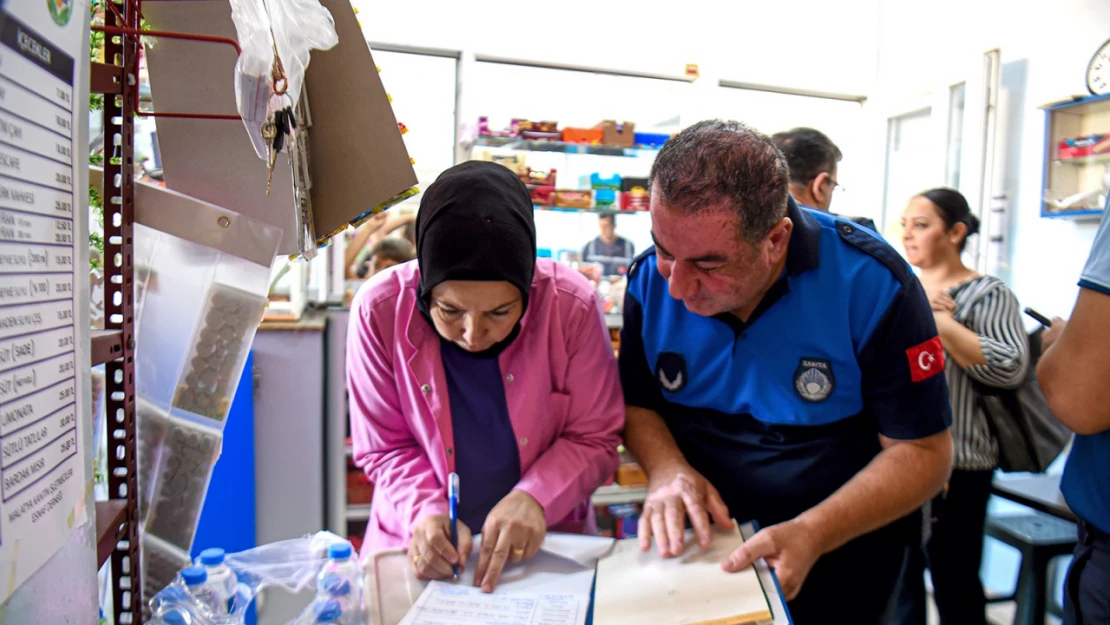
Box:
[409,514,473,581]
[474,490,546,593]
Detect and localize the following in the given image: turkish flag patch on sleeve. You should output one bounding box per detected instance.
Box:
[906,336,945,382]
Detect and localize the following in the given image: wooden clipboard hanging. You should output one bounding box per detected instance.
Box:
[142,0,418,256]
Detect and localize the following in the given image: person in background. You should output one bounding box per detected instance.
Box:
[888,188,1028,625]
[355,237,415,279]
[620,120,952,624]
[346,209,417,279]
[771,127,878,232]
[582,212,635,276]
[347,161,623,593]
[1037,198,1110,625]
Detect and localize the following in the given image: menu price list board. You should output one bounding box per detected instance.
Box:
[0,0,87,606]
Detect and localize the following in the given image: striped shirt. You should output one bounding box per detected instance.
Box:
[945,275,1029,470]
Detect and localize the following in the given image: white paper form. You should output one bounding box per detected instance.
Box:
[395,533,613,625]
[399,582,583,625]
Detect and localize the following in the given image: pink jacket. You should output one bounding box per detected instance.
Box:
[347,258,624,553]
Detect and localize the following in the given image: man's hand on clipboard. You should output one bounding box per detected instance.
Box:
[638,462,734,557]
[721,518,823,601]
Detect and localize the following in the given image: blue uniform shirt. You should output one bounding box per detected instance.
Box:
[619,199,951,616]
[1061,205,1110,534]
[440,341,521,533]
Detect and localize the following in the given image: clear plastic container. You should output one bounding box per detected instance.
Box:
[313,599,344,624]
[180,567,219,617]
[317,542,361,623]
[143,416,223,551]
[199,547,238,621]
[133,219,277,432]
[142,533,195,623]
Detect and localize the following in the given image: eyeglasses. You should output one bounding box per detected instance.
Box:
[808,174,845,193]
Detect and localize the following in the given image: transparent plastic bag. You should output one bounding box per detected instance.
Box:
[229,0,273,159]
[145,532,353,625]
[229,0,338,160]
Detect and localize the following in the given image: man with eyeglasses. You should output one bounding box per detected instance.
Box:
[772,127,878,232]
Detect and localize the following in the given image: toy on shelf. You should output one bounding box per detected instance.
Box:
[519,167,557,187]
[516,119,559,133]
[587,173,622,190]
[529,185,556,206]
[595,189,617,208]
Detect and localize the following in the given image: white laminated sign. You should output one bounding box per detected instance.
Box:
[0,0,89,605]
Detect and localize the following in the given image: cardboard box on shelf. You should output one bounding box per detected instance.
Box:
[596,120,636,147]
[1058,134,1110,159]
[621,191,650,211]
[555,190,593,209]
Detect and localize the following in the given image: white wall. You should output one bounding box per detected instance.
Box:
[875,0,1110,316]
[356,0,879,94]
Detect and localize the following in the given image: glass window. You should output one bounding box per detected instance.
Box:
[882,108,934,243]
[373,49,459,211]
[946,82,966,189]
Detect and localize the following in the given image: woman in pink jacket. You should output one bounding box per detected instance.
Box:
[347,161,624,592]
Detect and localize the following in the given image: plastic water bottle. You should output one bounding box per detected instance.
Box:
[313,599,343,624]
[317,542,360,622]
[159,608,192,625]
[180,566,218,618]
[199,548,238,621]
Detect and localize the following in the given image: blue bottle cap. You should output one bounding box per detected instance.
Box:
[313,599,343,622]
[199,548,226,566]
[327,543,352,559]
[180,567,207,586]
[161,608,190,625]
[320,572,351,597]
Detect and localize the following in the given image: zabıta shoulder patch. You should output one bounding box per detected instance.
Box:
[794,358,835,402]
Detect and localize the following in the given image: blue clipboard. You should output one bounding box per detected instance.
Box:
[740,520,795,625]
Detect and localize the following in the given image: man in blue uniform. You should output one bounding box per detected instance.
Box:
[619,120,953,624]
[1037,199,1110,625]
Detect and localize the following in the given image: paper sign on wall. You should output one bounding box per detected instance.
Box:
[0,0,89,605]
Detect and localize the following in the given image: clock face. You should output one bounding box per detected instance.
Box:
[1088,38,1110,95]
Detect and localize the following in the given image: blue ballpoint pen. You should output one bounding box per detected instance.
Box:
[448,472,460,580]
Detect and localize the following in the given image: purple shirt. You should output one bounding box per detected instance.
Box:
[440,340,521,532]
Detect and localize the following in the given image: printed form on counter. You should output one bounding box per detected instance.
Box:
[399,582,584,625]
[0,0,89,605]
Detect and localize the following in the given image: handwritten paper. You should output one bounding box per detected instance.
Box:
[398,581,583,625]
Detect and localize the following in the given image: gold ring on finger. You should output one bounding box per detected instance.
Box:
[512,547,525,557]
[411,554,422,564]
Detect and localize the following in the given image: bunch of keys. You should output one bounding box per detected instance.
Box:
[261,106,296,196]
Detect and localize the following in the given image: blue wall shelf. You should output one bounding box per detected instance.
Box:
[1040,93,1110,219]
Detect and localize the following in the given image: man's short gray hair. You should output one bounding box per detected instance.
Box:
[650,120,790,243]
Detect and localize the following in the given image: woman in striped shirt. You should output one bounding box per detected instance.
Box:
[889,188,1029,625]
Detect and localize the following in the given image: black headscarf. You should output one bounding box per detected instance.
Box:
[415,161,537,357]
